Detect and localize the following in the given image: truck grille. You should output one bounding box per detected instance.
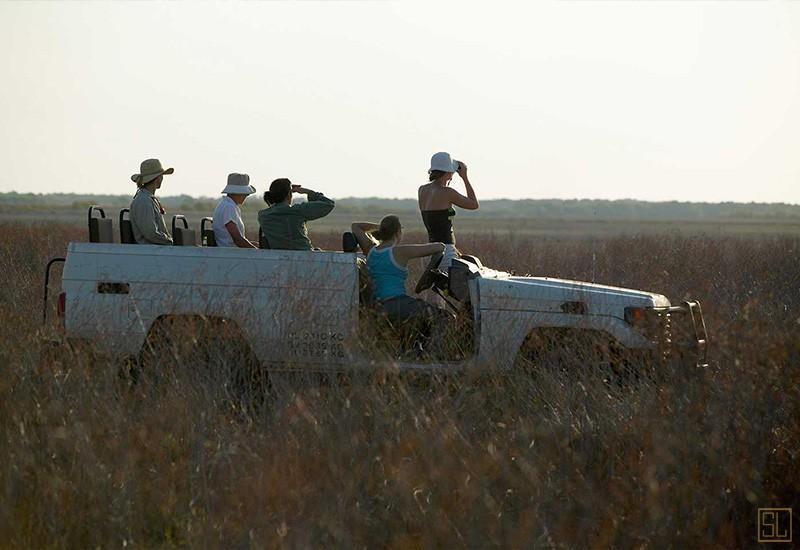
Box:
[627,301,708,367]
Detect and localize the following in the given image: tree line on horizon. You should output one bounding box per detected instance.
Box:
[1,191,799,221]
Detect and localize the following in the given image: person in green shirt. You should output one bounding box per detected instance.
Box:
[258,178,335,250]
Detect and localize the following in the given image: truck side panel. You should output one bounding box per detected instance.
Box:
[475,278,656,370]
[62,243,358,365]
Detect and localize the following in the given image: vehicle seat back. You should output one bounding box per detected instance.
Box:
[88,206,113,243]
[342,231,358,253]
[200,217,216,247]
[259,227,270,249]
[172,215,196,246]
[119,208,135,244]
[448,260,473,302]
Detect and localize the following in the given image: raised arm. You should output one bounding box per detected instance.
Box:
[350,221,379,254]
[295,188,335,221]
[393,242,445,266]
[448,162,479,210]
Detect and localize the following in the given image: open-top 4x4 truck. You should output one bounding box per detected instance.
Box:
[42,206,708,375]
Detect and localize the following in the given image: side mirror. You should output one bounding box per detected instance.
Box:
[342,232,358,253]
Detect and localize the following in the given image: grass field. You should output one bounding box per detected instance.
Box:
[1,220,798,547]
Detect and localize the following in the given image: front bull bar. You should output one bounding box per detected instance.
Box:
[649,301,709,368]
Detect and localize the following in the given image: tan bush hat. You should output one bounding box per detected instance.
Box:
[222,173,256,195]
[131,158,174,185]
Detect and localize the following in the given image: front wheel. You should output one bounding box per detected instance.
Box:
[513,328,650,388]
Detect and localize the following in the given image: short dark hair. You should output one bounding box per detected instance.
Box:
[264,178,292,205]
[429,170,449,182]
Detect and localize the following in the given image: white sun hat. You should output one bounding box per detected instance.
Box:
[222,173,256,195]
[429,152,460,173]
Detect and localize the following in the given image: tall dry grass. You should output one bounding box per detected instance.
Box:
[0,222,798,548]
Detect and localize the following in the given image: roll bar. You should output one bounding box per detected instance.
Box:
[200,217,216,247]
[87,205,113,243]
[118,208,135,244]
[87,205,106,224]
[172,214,189,234]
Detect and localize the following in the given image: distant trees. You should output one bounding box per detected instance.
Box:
[1,192,798,221]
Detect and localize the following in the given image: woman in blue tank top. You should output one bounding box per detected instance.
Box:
[351,216,450,347]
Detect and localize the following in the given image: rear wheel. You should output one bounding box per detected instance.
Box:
[138,316,268,410]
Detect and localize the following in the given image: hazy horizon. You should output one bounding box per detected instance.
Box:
[1,2,798,203]
[4,189,800,210]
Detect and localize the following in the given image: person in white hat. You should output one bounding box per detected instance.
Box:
[212,173,258,248]
[417,152,479,270]
[129,158,175,245]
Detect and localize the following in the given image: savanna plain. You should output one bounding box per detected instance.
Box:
[0,217,798,548]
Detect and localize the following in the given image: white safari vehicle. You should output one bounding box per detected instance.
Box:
[43,207,708,374]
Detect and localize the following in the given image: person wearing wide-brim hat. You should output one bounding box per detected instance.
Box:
[212,173,258,248]
[129,158,175,245]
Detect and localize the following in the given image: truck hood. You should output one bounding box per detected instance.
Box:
[477,275,670,318]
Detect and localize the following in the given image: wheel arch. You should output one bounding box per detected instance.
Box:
[139,313,258,364]
[478,310,652,370]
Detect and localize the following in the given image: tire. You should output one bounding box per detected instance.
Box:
[138,316,268,409]
[513,328,635,388]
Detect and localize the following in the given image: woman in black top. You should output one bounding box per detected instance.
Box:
[417,152,479,271]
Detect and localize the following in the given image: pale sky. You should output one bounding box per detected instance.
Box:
[1,1,798,203]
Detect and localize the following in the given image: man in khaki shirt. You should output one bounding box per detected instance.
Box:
[129,158,174,245]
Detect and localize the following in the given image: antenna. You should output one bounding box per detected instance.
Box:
[592,208,597,283]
